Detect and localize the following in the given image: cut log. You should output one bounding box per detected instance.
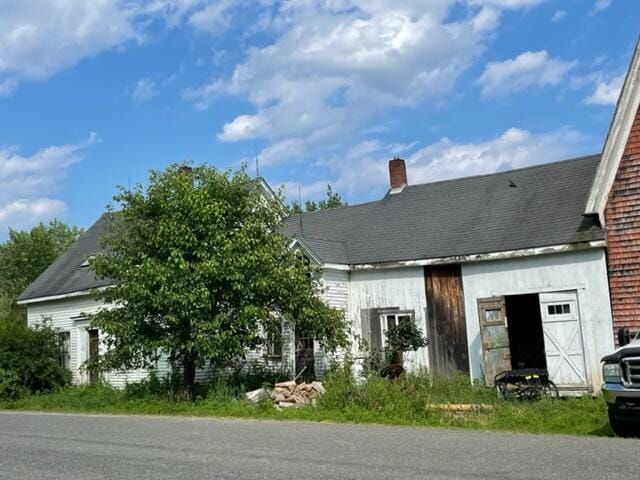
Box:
[274,381,297,389]
[245,388,266,403]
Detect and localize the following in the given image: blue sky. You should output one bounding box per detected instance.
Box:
[0,0,638,235]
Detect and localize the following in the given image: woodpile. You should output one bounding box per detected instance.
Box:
[245,380,326,408]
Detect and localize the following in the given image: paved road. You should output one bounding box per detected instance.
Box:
[0,412,637,480]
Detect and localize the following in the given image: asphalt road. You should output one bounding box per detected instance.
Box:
[0,412,637,480]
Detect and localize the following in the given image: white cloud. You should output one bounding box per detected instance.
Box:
[0,78,18,97]
[0,133,97,231]
[281,179,333,202]
[0,0,143,93]
[584,73,624,105]
[283,127,587,201]
[186,1,502,145]
[551,10,566,22]
[0,0,228,95]
[478,50,576,97]
[219,114,266,142]
[130,78,160,103]
[589,0,612,15]
[470,0,547,8]
[188,0,236,34]
[405,127,585,183]
[0,199,67,230]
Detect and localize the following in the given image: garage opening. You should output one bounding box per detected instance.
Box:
[505,294,547,370]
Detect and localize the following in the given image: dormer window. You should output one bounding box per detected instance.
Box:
[80,255,96,267]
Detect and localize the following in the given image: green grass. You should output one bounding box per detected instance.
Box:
[0,369,613,437]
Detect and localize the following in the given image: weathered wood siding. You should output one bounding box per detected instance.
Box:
[424,265,469,376]
[461,248,614,393]
[606,105,640,337]
[348,267,428,371]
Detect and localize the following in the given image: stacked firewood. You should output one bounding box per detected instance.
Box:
[245,380,326,408]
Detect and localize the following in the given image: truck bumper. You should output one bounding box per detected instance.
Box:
[603,383,640,422]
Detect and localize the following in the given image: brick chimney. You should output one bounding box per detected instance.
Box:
[388,157,407,190]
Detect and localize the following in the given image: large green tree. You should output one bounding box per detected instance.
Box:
[0,221,82,317]
[89,164,348,393]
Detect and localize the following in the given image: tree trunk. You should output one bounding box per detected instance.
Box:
[180,354,196,399]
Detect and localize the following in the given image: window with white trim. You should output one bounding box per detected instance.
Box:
[378,311,414,349]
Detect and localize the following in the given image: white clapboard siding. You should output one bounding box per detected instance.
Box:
[315,268,350,377]
[25,267,350,386]
[26,295,149,386]
[27,294,295,386]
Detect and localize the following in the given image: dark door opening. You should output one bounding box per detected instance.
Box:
[504,294,546,370]
[88,329,99,384]
[295,326,315,381]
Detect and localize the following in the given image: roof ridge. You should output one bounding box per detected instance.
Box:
[285,154,601,220]
[401,153,601,191]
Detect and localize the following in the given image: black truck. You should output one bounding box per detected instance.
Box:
[602,328,640,436]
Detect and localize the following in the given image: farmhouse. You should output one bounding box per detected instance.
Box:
[18,39,640,394]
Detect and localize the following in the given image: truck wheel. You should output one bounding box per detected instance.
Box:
[608,411,636,437]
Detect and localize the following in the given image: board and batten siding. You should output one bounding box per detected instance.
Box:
[347,267,429,371]
[461,248,615,392]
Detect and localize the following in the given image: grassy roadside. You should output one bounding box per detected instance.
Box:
[0,370,613,437]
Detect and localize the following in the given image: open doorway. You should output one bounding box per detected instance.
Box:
[505,294,546,370]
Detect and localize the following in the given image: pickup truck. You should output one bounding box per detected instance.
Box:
[602,328,640,436]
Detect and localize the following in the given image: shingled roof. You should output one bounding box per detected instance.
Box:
[17,215,111,302]
[18,154,605,303]
[284,154,605,265]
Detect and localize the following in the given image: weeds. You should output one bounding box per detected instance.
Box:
[0,368,612,437]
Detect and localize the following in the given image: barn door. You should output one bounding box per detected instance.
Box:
[477,297,510,386]
[539,292,588,391]
[425,265,469,376]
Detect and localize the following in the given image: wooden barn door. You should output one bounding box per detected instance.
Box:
[425,265,469,376]
[477,297,510,386]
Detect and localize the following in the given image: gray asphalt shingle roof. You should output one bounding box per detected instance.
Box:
[284,155,604,265]
[17,215,111,302]
[18,154,604,302]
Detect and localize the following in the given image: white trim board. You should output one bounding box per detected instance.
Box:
[585,37,640,223]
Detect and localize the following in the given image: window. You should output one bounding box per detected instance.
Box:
[80,255,96,267]
[266,324,283,359]
[379,311,414,349]
[58,332,71,369]
[547,304,571,316]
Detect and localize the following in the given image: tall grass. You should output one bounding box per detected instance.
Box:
[0,368,612,437]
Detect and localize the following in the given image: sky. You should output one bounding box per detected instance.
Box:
[0,0,638,236]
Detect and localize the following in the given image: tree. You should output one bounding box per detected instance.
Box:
[0,315,71,399]
[89,164,348,394]
[384,318,429,365]
[289,184,345,214]
[0,221,82,317]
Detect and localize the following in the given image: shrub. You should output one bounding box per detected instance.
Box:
[0,317,71,399]
[385,317,429,364]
